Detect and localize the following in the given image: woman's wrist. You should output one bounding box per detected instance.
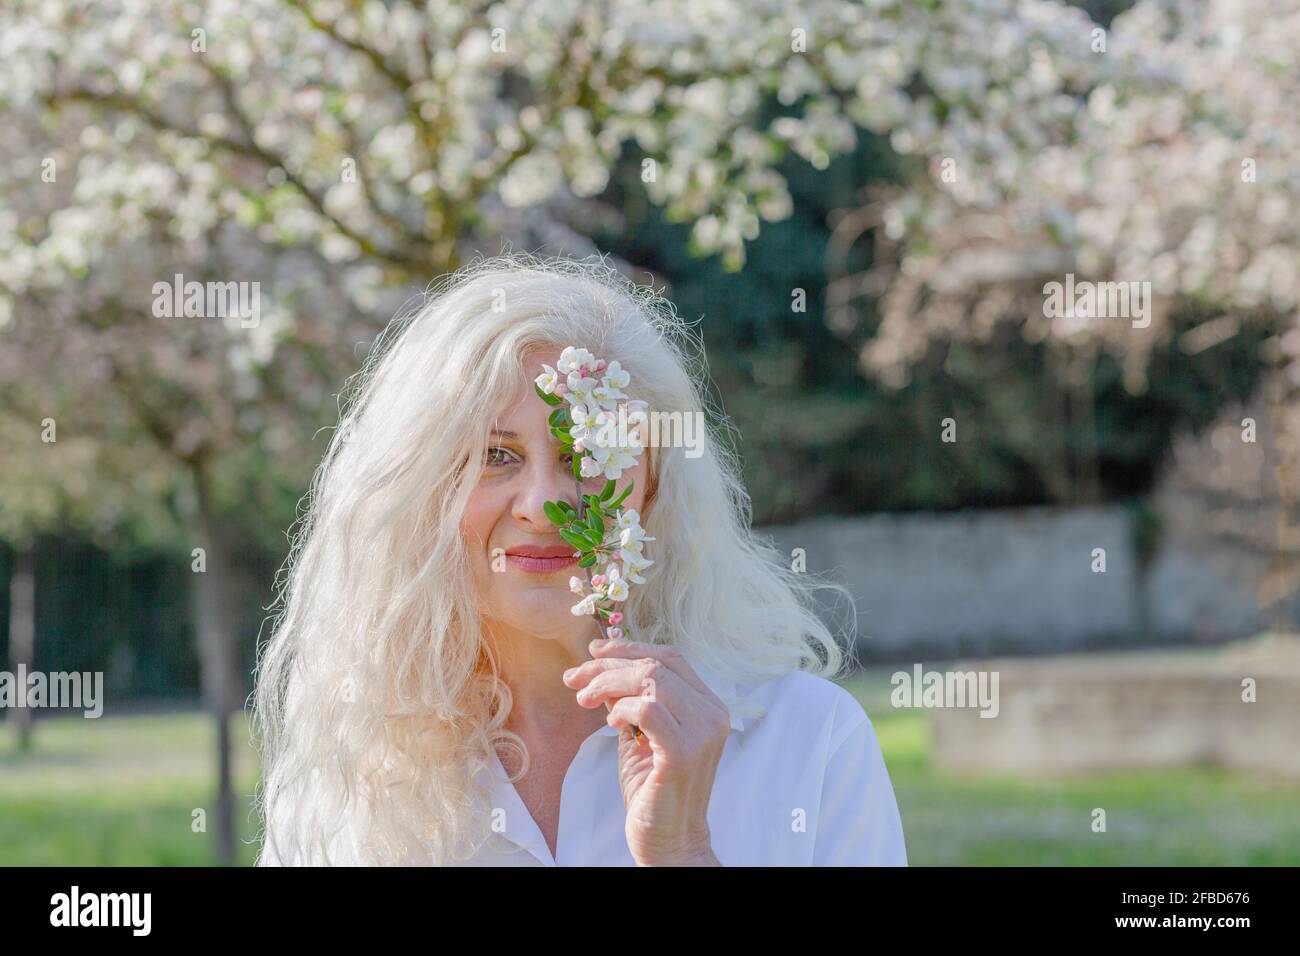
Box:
[635,831,721,866]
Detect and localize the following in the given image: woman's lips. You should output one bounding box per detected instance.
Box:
[505,551,579,574]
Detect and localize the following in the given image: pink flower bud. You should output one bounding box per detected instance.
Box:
[591,574,606,587]
[608,627,623,640]
[608,611,623,625]
[595,359,607,371]
[573,439,585,452]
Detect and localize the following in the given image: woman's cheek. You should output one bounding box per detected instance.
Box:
[628,462,652,513]
[461,481,497,535]
[459,496,498,574]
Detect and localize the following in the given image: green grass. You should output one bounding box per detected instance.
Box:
[2,676,1298,865]
[0,711,261,866]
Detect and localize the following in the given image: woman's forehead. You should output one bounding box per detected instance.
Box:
[489,365,544,432]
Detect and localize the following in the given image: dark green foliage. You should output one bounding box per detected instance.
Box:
[596,125,1272,524]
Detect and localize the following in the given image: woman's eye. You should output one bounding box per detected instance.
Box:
[485,446,518,467]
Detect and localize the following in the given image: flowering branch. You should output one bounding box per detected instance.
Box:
[536,346,657,744]
[534,347,655,643]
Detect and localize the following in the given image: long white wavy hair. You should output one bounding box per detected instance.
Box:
[253,254,851,865]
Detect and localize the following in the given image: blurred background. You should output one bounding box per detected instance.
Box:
[2,0,1298,865]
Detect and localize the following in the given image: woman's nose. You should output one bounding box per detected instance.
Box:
[512,455,577,529]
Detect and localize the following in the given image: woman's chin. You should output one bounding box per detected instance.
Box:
[492,589,592,639]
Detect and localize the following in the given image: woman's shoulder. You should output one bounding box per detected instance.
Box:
[715,668,908,865]
[735,668,875,748]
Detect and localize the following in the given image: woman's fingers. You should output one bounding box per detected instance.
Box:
[561,655,637,690]
[563,643,731,753]
[573,656,691,714]
[585,638,711,695]
[570,656,731,755]
[606,693,682,750]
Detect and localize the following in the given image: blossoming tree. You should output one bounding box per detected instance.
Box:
[823,0,1300,612]
[5,0,1292,857]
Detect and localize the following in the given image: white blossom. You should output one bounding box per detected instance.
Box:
[535,364,559,394]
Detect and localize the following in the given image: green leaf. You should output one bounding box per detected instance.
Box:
[599,479,616,501]
[588,510,605,537]
[548,408,571,428]
[543,501,566,527]
[535,383,563,406]
[551,426,574,444]
[559,528,590,551]
[579,553,597,568]
[572,453,582,480]
[610,482,633,509]
[558,501,576,517]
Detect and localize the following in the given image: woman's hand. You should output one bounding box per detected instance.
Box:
[562,637,729,866]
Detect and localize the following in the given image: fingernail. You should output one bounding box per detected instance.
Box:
[590,638,608,649]
[562,668,575,681]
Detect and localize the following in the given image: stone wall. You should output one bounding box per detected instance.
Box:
[927,636,1300,779]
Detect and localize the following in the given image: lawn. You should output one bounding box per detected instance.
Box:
[2,672,1297,865]
[0,709,262,867]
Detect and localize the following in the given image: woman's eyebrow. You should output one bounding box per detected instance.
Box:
[489,429,518,439]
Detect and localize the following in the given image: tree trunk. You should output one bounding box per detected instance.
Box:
[8,544,36,751]
[191,468,241,865]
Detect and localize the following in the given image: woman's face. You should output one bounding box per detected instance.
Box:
[461,347,650,644]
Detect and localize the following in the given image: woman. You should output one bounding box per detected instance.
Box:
[254,255,907,866]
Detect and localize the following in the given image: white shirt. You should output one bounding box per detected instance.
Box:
[457,663,908,867]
